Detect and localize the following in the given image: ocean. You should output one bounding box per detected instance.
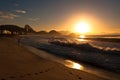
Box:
[20,35,120,75]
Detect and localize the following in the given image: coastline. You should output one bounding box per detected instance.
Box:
[23,42,120,80]
[0,37,109,80]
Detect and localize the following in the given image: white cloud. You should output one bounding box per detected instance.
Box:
[29,18,40,21]
[15,10,26,14]
[0,11,19,19]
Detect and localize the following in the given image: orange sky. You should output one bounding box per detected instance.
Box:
[0,0,120,35]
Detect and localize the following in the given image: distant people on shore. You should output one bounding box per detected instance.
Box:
[18,37,21,45]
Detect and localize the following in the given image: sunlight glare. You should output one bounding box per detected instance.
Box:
[65,60,83,70]
[75,22,90,34]
[72,63,81,69]
[80,35,85,38]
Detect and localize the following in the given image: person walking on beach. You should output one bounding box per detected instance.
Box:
[18,38,21,45]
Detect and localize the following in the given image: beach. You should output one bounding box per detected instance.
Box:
[0,37,106,80]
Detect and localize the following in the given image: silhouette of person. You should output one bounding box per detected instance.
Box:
[18,38,21,45]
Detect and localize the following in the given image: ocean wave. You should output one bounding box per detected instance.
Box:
[20,36,120,73]
[49,39,120,55]
[84,38,120,43]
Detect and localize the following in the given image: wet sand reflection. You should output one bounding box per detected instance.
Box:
[64,60,83,70]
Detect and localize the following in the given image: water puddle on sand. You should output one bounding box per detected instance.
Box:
[24,45,120,80]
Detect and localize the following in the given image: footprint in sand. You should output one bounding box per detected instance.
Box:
[69,72,73,75]
[34,73,39,75]
[76,75,82,80]
[78,76,82,80]
[27,73,31,76]
[9,76,15,79]
[39,71,43,73]
[44,68,50,72]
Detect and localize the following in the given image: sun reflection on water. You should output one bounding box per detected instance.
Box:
[64,60,83,70]
[77,35,86,42]
[78,38,85,42]
[80,35,85,38]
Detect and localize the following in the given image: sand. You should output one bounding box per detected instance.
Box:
[0,37,106,80]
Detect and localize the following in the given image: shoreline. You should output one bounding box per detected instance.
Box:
[23,44,120,80]
[0,37,113,80]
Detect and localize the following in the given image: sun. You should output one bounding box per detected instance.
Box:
[74,22,90,34]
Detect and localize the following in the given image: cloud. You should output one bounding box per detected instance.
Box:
[15,10,26,14]
[0,11,19,19]
[29,18,40,21]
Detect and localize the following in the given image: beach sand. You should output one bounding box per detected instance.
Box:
[0,37,106,80]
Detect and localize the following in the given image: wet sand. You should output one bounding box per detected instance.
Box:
[0,37,106,80]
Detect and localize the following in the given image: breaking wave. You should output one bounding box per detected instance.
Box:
[21,36,120,73]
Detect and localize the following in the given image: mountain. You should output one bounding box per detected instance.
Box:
[24,24,35,33]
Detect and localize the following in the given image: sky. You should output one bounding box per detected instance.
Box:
[0,0,120,34]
